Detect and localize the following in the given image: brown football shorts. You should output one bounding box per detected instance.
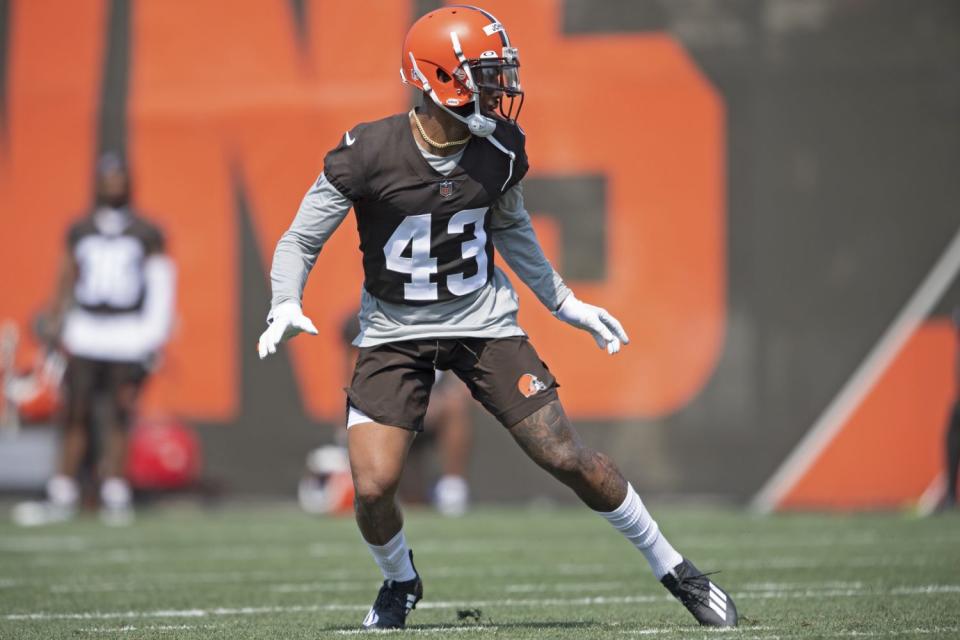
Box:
[346,336,559,431]
[63,356,149,427]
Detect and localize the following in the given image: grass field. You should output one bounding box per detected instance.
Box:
[1,504,958,639]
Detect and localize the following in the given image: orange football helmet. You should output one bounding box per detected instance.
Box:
[401,5,523,137]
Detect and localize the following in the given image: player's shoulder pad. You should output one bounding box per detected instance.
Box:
[323,113,405,202]
[492,118,529,187]
[66,215,95,247]
[128,212,167,253]
[493,118,527,155]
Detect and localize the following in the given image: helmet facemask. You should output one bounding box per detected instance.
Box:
[435,32,523,137]
[467,47,524,124]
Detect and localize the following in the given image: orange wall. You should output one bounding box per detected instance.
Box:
[781,320,957,510]
[1,0,726,423]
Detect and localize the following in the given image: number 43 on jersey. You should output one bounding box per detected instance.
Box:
[383,208,488,302]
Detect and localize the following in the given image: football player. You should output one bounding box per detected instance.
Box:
[13,152,175,527]
[259,5,738,629]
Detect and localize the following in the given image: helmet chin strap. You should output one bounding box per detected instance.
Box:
[406,50,497,138]
[406,48,514,190]
[448,32,498,137]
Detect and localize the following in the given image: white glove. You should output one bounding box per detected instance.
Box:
[257,301,318,360]
[554,294,629,354]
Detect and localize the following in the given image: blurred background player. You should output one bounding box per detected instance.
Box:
[342,311,472,516]
[12,152,176,526]
[942,306,960,511]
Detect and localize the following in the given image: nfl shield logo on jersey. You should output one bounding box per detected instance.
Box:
[438,180,454,198]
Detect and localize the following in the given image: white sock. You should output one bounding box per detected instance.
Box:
[365,530,417,583]
[597,483,683,580]
[46,475,79,507]
[100,477,132,509]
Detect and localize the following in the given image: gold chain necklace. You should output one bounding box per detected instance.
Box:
[409,109,471,149]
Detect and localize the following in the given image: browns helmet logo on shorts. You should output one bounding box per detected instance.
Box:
[517,373,547,398]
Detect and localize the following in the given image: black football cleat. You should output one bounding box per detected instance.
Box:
[361,551,423,629]
[661,559,738,627]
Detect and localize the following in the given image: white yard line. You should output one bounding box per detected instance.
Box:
[19,556,949,597]
[77,624,221,634]
[310,539,530,558]
[35,564,614,594]
[890,585,960,595]
[739,581,864,591]
[623,628,771,636]
[334,627,495,636]
[713,556,944,570]
[505,581,626,593]
[0,536,89,553]
[726,627,960,640]
[6,586,960,622]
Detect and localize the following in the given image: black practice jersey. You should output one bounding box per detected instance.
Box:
[67,209,165,314]
[323,113,528,305]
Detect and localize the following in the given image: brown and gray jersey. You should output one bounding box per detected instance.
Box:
[67,208,165,314]
[324,113,527,305]
[270,112,570,346]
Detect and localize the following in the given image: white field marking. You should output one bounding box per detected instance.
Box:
[674,532,883,548]
[268,581,372,594]
[731,627,960,640]
[26,544,343,566]
[49,578,368,595]
[890,584,960,594]
[505,581,626,593]
[740,587,867,599]
[334,627,495,636]
[916,472,946,517]
[426,563,609,578]
[711,555,945,570]
[740,581,865,591]
[310,540,522,557]
[412,540,525,553]
[9,586,960,623]
[77,624,221,634]
[26,540,527,566]
[39,563,613,594]
[0,536,88,553]
[623,628,773,636]
[29,563,612,595]
[0,578,17,588]
[1,596,659,622]
[824,627,960,638]
[752,222,960,513]
[307,542,375,557]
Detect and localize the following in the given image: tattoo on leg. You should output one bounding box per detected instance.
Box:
[510,401,627,511]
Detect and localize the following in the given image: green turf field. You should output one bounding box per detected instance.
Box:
[1,504,958,639]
